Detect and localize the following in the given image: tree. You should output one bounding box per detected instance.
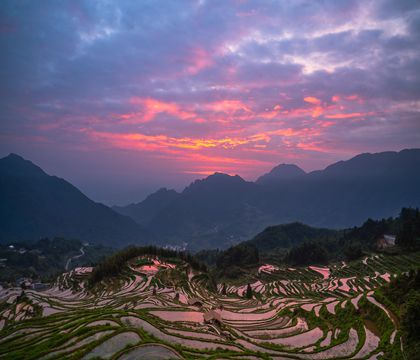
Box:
[344,243,363,261]
[400,291,420,358]
[245,283,253,299]
[216,244,259,270]
[286,241,328,266]
[396,208,420,248]
[88,245,206,286]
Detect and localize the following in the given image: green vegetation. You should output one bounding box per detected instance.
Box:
[396,208,420,248]
[1,209,420,359]
[213,243,259,279]
[133,258,153,266]
[401,292,420,358]
[89,245,206,286]
[245,222,338,253]
[379,269,420,359]
[0,237,113,284]
[285,241,329,265]
[199,207,419,269]
[245,283,253,299]
[1,247,420,359]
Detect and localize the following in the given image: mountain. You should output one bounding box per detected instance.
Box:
[196,222,338,274]
[0,154,152,246]
[0,237,114,283]
[128,149,420,250]
[261,148,420,228]
[256,164,306,184]
[148,172,267,250]
[244,222,338,253]
[198,208,418,269]
[113,188,180,226]
[5,149,419,251]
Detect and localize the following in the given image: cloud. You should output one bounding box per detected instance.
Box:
[124,97,196,123]
[325,112,368,119]
[0,0,420,202]
[304,97,322,105]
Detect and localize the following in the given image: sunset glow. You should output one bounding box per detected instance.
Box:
[0,0,419,203]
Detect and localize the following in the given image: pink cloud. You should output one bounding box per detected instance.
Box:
[117,97,196,123]
[185,47,213,75]
[203,100,252,114]
[325,112,367,119]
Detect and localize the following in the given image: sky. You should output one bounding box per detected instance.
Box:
[1,0,420,205]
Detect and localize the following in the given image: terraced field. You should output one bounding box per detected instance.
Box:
[0,253,419,359]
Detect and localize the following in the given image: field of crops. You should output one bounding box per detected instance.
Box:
[1,252,419,359]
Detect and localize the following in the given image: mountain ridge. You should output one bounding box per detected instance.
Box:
[115,148,420,249]
[0,153,152,246]
[256,163,306,184]
[112,187,180,226]
[2,149,420,250]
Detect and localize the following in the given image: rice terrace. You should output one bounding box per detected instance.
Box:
[0,244,419,359]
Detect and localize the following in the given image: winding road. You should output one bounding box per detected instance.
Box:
[65,246,85,271]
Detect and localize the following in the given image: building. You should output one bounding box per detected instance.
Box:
[203,310,222,325]
[187,297,203,306]
[377,234,396,249]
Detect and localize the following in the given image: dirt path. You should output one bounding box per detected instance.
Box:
[65,246,85,271]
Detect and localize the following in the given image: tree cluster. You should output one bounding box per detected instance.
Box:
[396,208,420,248]
[285,241,328,266]
[216,244,259,270]
[89,245,206,285]
[0,237,84,283]
[383,268,420,358]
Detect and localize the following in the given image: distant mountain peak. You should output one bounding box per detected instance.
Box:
[316,148,420,178]
[208,172,243,179]
[5,153,24,160]
[2,153,29,163]
[112,187,180,226]
[182,172,247,195]
[193,172,245,184]
[0,153,46,177]
[256,163,306,184]
[0,153,151,245]
[155,187,172,193]
[142,187,179,202]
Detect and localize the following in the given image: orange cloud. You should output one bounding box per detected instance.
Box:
[325,112,366,119]
[311,106,324,118]
[85,129,263,153]
[304,96,321,105]
[302,97,324,118]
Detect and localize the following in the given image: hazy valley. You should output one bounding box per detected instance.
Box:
[0,151,420,359]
